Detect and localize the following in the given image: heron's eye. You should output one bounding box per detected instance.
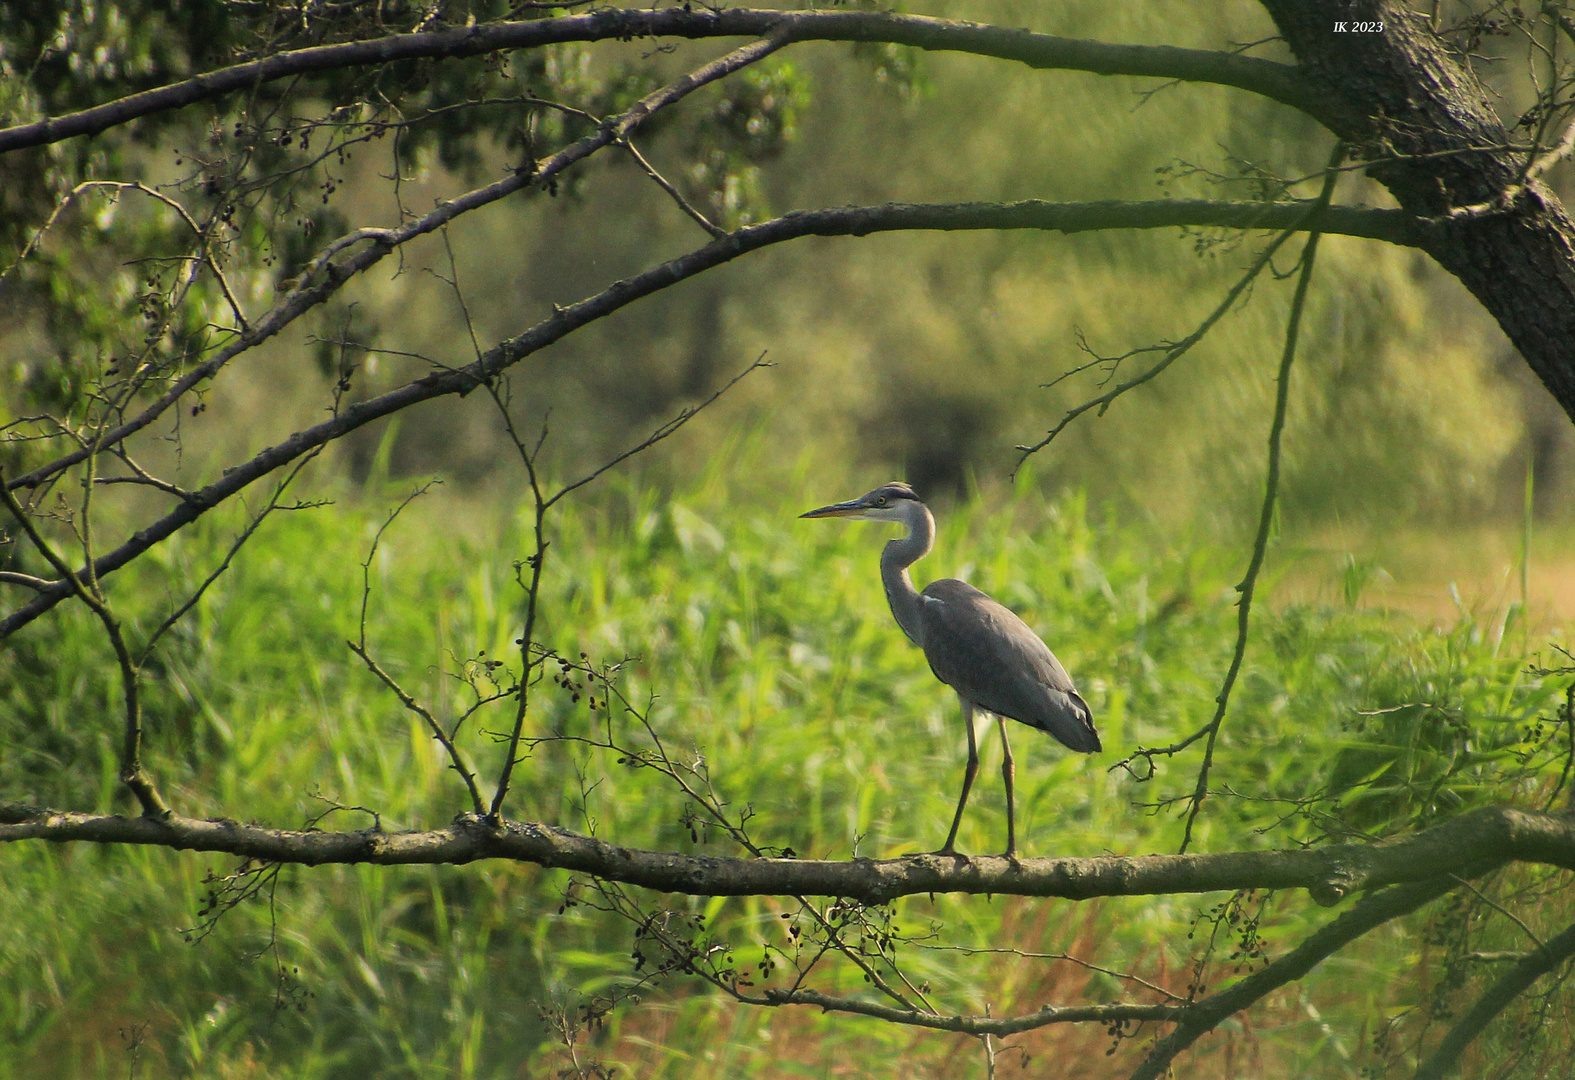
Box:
[876,496,887,506]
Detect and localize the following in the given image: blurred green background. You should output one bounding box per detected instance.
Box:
[4,1,1558,539]
[4,468,1571,1078]
[4,1,1575,1077]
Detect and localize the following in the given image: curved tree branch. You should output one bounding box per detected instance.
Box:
[0,197,1418,501]
[3,31,787,498]
[0,803,1569,907]
[0,197,1415,638]
[0,9,1323,156]
[756,987,1179,1036]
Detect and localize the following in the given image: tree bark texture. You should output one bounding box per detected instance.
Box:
[3,802,1570,907]
[1262,0,1575,420]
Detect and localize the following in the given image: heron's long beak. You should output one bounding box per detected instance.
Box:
[799,499,868,519]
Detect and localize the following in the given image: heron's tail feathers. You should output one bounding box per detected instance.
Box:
[1034,689,1101,753]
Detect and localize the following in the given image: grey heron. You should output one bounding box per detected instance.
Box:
[801,482,1100,856]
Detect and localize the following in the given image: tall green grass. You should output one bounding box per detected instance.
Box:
[1,469,1568,1078]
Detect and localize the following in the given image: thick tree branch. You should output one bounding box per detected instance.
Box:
[1261,0,1575,425]
[4,33,785,499]
[0,197,1415,639]
[0,199,1415,501]
[0,9,1322,156]
[0,803,1570,907]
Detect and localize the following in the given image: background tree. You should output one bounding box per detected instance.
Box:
[4,2,1575,1077]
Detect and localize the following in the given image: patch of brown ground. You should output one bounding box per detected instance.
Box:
[1274,524,1575,638]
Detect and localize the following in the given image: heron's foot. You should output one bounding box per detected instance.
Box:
[929,842,968,858]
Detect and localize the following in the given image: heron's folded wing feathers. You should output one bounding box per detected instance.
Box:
[919,579,1100,753]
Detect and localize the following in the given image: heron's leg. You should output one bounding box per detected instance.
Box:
[937,698,980,855]
[998,717,1017,857]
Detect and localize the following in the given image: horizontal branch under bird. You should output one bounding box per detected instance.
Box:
[1,803,1570,907]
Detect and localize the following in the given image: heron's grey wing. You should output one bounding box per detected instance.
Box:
[919,578,1100,753]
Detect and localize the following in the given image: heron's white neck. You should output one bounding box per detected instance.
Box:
[880,499,934,646]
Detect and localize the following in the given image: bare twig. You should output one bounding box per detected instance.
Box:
[139,448,327,660]
[758,986,1177,1035]
[548,353,772,510]
[620,136,727,237]
[1444,111,1575,218]
[1015,222,1296,466]
[347,481,488,816]
[0,471,168,817]
[486,403,549,822]
[1175,146,1341,852]
[1092,148,1337,834]
[485,314,774,820]
[1448,873,1546,950]
[95,454,196,502]
[919,943,1185,1002]
[0,180,249,331]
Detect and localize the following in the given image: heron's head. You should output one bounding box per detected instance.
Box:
[799,482,921,523]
